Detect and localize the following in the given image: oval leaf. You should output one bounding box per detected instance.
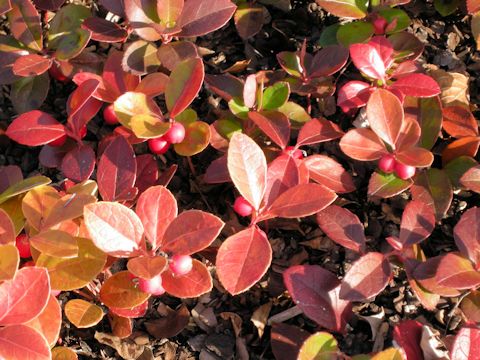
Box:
[100,271,150,309]
[162,260,213,298]
[65,299,104,328]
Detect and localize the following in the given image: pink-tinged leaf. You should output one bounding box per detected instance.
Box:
[461,165,480,193]
[248,110,290,149]
[0,325,50,360]
[0,267,50,325]
[123,0,161,42]
[234,2,264,40]
[6,110,66,146]
[32,0,65,10]
[266,183,337,219]
[98,136,137,202]
[0,208,15,245]
[337,81,373,114]
[315,0,367,19]
[340,252,391,301]
[122,40,160,76]
[216,226,272,295]
[12,54,52,77]
[350,37,393,80]
[369,171,413,198]
[393,320,424,360]
[84,202,144,257]
[317,205,366,253]
[0,0,12,15]
[398,200,435,247]
[395,147,434,168]
[177,0,237,37]
[61,145,96,183]
[127,256,167,280]
[271,323,310,360]
[162,260,212,298]
[276,51,303,78]
[110,300,148,319]
[454,207,480,267]
[8,0,43,51]
[436,253,480,289]
[165,57,204,118]
[411,169,453,221]
[205,73,244,101]
[136,185,177,250]
[442,137,480,165]
[134,154,159,194]
[25,294,62,347]
[443,106,479,138]
[297,117,344,146]
[161,210,224,255]
[308,45,349,78]
[0,165,22,194]
[340,128,387,161]
[82,17,128,43]
[367,88,404,148]
[468,0,480,13]
[0,244,18,281]
[412,256,461,297]
[243,74,257,108]
[157,41,199,72]
[204,155,231,184]
[157,0,184,28]
[451,326,480,360]
[283,265,352,333]
[304,155,355,193]
[135,72,169,97]
[102,50,140,102]
[227,133,267,210]
[263,155,301,207]
[390,73,440,98]
[394,115,422,151]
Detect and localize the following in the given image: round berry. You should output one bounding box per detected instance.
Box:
[378,154,396,173]
[49,64,69,82]
[372,16,388,35]
[394,162,416,180]
[16,234,31,259]
[48,134,67,147]
[169,254,193,276]
[284,146,304,160]
[137,274,165,296]
[148,137,170,154]
[233,196,254,217]
[103,104,119,125]
[163,122,186,144]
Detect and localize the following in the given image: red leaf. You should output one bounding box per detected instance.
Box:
[460,165,480,194]
[340,252,391,301]
[0,267,50,325]
[454,207,480,267]
[204,73,244,101]
[84,202,144,257]
[468,0,480,13]
[337,81,372,114]
[297,118,344,146]
[442,136,480,165]
[124,0,161,41]
[264,154,301,207]
[6,110,66,146]
[134,154,159,193]
[161,210,224,255]
[350,36,393,80]
[0,325,50,360]
[102,49,140,101]
[450,326,480,360]
[412,256,461,297]
[162,260,212,298]
[234,2,263,40]
[266,183,337,219]
[32,0,65,10]
[394,116,421,151]
[399,200,435,247]
[25,294,62,347]
[0,165,22,194]
[340,128,387,161]
[110,300,148,319]
[97,136,137,202]
[248,110,290,149]
[271,323,310,360]
[436,253,480,289]
[443,106,479,138]
[389,73,440,97]
[227,133,267,210]
[135,72,169,97]
[216,226,272,295]
[12,54,52,77]
[317,205,366,253]
[367,88,404,148]
[127,256,167,280]
[395,147,434,168]
[204,154,230,184]
[304,155,355,193]
[307,45,349,78]
[82,17,128,43]
[61,144,96,183]
[393,320,424,360]
[283,265,352,333]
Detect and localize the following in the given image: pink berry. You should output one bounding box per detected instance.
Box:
[233,196,254,217]
[16,234,31,258]
[148,137,170,154]
[49,134,67,147]
[169,254,193,276]
[137,274,165,296]
[163,122,186,144]
[284,146,304,159]
[394,162,416,180]
[103,104,119,125]
[378,154,396,173]
[372,16,388,35]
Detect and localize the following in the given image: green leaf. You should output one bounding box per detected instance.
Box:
[174,121,211,156]
[434,0,460,16]
[298,332,338,360]
[278,101,312,124]
[318,24,340,47]
[368,171,413,199]
[337,22,374,46]
[262,82,290,110]
[0,176,51,205]
[11,72,50,114]
[378,8,411,33]
[228,97,249,119]
[444,156,478,187]
[54,29,91,60]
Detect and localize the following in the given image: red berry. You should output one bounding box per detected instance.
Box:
[137,274,165,296]
[163,122,186,144]
[49,64,69,82]
[378,154,396,173]
[372,16,388,35]
[169,254,193,276]
[148,137,170,154]
[79,125,87,139]
[284,146,304,160]
[233,196,254,217]
[48,134,67,147]
[394,162,416,180]
[16,234,31,258]
[103,104,119,125]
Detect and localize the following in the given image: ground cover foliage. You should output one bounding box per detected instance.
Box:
[0,0,480,359]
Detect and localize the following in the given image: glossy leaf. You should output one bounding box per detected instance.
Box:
[262,82,290,110]
[157,41,199,72]
[11,72,50,113]
[0,175,51,206]
[234,2,264,39]
[109,300,148,319]
[445,156,478,187]
[263,155,301,207]
[442,136,480,165]
[271,323,310,360]
[317,205,366,253]
[42,193,96,229]
[135,73,169,97]
[33,0,65,10]
[337,81,372,114]
[390,73,440,97]
[0,244,18,281]
[162,260,213,298]
[145,304,190,339]
[350,37,393,80]
[52,347,78,360]
[297,118,344,146]
[315,0,367,19]
[368,171,413,198]
[308,45,349,78]
[412,256,461,297]
[8,0,42,51]
[161,210,224,255]
[114,91,162,129]
[283,265,352,333]
[65,299,104,328]
[398,201,435,247]
[216,226,272,295]
[460,164,480,193]
[460,291,480,323]
[404,96,442,150]
[122,40,160,76]
[25,294,62,347]
[450,326,480,360]
[12,54,51,77]
[61,145,96,183]
[0,325,50,360]
[174,121,211,156]
[84,202,144,258]
[340,128,387,161]
[371,348,404,360]
[127,256,167,280]
[248,110,290,149]
[82,17,128,43]
[392,320,423,360]
[436,253,480,289]
[277,51,303,78]
[124,0,160,41]
[304,155,355,193]
[443,105,479,138]
[454,207,480,267]
[0,165,22,194]
[100,271,150,309]
[30,230,78,258]
[298,332,338,360]
[340,252,391,301]
[395,147,434,168]
[0,208,15,245]
[337,21,374,47]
